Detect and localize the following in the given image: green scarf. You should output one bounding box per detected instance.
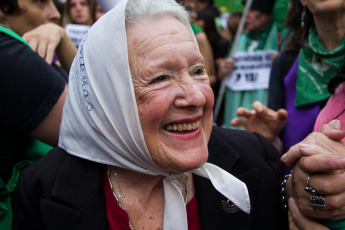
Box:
[241,23,276,51]
[296,26,345,107]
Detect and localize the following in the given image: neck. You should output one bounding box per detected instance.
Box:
[108,166,196,229]
[109,166,195,205]
[110,166,164,204]
[314,13,345,50]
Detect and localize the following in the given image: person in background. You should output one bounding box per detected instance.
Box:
[223,11,243,45]
[176,0,217,88]
[195,8,228,101]
[217,0,280,128]
[12,0,287,229]
[230,0,345,165]
[92,2,105,22]
[0,0,76,228]
[64,0,94,26]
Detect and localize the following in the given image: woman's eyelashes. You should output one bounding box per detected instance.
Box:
[191,66,206,76]
[148,66,206,85]
[149,75,169,85]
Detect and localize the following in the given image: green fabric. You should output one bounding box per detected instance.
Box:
[0,26,31,48]
[0,26,53,230]
[318,218,345,230]
[0,141,52,230]
[190,23,202,35]
[236,22,278,51]
[296,26,345,107]
[224,22,279,128]
[0,161,31,230]
[272,0,289,31]
[26,139,53,161]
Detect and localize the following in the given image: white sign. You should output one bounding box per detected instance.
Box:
[65,24,90,47]
[225,50,272,91]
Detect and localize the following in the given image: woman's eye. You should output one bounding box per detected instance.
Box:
[149,75,168,85]
[192,67,205,75]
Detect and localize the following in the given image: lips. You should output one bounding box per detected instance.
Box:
[162,120,200,132]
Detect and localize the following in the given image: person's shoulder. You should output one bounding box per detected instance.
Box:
[21,147,69,178]
[209,126,281,171]
[0,31,30,58]
[210,125,266,146]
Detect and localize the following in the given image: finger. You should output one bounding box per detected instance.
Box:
[288,198,329,230]
[235,107,254,118]
[277,108,288,121]
[320,120,345,141]
[288,211,299,230]
[299,154,345,172]
[230,118,247,127]
[36,39,48,61]
[45,42,55,64]
[305,173,345,197]
[26,37,38,52]
[281,144,303,166]
[251,101,265,114]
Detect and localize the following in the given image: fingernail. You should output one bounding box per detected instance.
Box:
[281,154,287,161]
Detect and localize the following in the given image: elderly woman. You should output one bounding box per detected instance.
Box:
[12,0,286,229]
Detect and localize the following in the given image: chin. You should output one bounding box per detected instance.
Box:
[168,148,209,173]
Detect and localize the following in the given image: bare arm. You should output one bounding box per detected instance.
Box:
[29,86,67,146]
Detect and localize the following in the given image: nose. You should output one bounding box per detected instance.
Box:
[174,76,207,108]
[48,2,61,24]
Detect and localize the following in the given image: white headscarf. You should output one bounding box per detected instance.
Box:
[59,0,250,229]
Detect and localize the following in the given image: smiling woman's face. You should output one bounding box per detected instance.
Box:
[127,16,214,173]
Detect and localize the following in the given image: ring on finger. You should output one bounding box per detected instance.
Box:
[310,193,327,210]
[304,175,316,194]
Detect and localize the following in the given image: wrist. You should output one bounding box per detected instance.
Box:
[281,170,293,212]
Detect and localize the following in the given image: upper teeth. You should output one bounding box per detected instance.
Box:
[163,120,200,131]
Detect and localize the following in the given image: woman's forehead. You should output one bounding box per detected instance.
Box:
[126,16,193,46]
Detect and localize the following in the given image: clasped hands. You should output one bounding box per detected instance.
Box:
[283,120,345,230]
[231,102,345,229]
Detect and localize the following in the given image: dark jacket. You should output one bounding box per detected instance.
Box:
[12,126,287,229]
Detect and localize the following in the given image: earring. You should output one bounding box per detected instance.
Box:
[301,6,306,28]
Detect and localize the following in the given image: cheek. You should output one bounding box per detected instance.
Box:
[136,88,172,126]
[202,84,215,109]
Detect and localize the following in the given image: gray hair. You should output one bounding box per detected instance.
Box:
[125,0,190,29]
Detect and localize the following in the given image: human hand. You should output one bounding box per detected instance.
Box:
[230,101,287,141]
[216,58,235,81]
[270,51,279,61]
[288,163,345,219]
[283,120,345,219]
[281,120,345,166]
[288,198,329,230]
[22,23,66,64]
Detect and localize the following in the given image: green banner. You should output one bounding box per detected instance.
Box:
[215,0,244,12]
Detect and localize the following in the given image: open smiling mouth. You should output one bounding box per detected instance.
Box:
[162,120,200,132]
